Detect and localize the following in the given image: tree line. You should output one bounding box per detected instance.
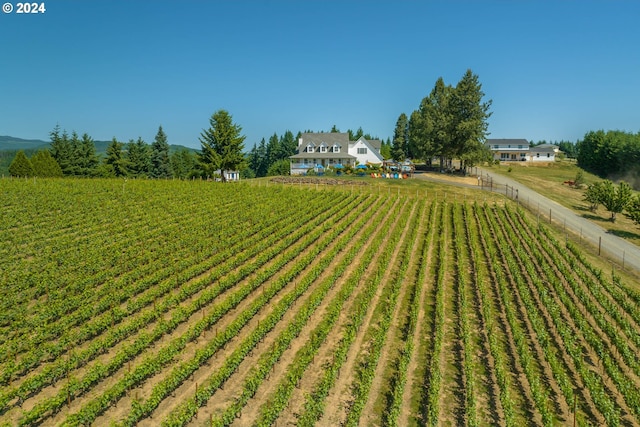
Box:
[390,69,492,173]
[8,125,198,179]
[577,130,640,183]
[8,109,391,180]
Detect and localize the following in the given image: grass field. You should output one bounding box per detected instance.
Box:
[1,177,640,426]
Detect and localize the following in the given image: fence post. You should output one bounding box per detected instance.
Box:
[598,236,602,255]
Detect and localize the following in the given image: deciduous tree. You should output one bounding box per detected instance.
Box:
[626,195,640,226]
[599,180,633,222]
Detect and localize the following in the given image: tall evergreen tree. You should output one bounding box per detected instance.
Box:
[127,137,151,177]
[391,113,409,161]
[9,150,33,177]
[150,126,172,178]
[450,69,492,172]
[170,148,196,179]
[198,110,246,182]
[266,132,282,166]
[409,78,452,167]
[380,138,392,160]
[49,125,73,175]
[280,130,297,158]
[68,131,83,175]
[78,133,99,176]
[255,138,268,177]
[31,150,63,177]
[103,138,128,177]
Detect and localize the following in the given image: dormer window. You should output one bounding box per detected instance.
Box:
[306,144,315,153]
[333,144,340,153]
[320,144,327,153]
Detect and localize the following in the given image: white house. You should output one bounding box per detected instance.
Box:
[289,133,384,175]
[486,139,530,162]
[529,144,560,162]
[215,169,240,181]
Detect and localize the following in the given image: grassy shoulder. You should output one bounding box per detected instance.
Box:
[484,160,640,246]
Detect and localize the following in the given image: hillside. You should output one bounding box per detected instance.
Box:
[0,136,50,151]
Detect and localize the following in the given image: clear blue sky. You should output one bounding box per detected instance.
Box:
[1,1,639,149]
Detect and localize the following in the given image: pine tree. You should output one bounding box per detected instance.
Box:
[31,150,63,177]
[198,110,246,182]
[256,138,268,177]
[49,125,73,175]
[127,137,151,177]
[266,132,282,166]
[391,113,408,161]
[170,148,196,179]
[78,133,99,176]
[9,150,33,177]
[280,130,297,158]
[150,126,172,178]
[67,131,83,175]
[450,69,492,172]
[103,138,128,177]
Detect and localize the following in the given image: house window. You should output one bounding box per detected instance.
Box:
[536,153,540,157]
[518,145,523,149]
[333,144,340,153]
[501,153,509,159]
[494,145,499,149]
[547,153,550,157]
[357,147,367,154]
[320,145,327,153]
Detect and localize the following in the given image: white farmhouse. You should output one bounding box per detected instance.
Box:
[529,143,560,162]
[486,138,530,162]
[486,139,560,162]
[289,133,384,175]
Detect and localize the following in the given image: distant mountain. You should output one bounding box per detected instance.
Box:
[0,135,199,155]
[0,135,50,151]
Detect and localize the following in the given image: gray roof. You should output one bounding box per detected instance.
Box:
[296,133,382,155]
[290,152,356,159]
[366,139,382,151]
[530,144,558,153]
[299,132,349,145]
[486,138,529,146]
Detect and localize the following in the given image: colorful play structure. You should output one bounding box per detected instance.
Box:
[370,172,410,179]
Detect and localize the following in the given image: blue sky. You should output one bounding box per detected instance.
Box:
[1,1,639,149]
